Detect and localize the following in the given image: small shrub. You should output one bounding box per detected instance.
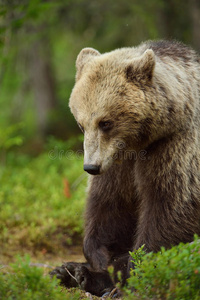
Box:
[125,236,200,300]
[0,255,82,300]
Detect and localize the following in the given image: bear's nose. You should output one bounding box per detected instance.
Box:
[84,164,100,175]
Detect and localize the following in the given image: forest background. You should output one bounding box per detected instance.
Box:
[1,0,200,145]
[0,0,200,298]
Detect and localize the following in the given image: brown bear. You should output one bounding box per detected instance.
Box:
[51,40,200,296]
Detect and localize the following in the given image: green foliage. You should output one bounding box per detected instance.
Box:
[125,236,200,300]
[0,0,196,143]
[0,255,82,300]
[0,139,87,256]
[0,123,24,150]
[46,135,83,152]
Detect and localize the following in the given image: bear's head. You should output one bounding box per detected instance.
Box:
[69,47,157,175]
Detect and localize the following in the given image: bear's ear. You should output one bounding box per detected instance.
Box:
[126,49,155,85]
[76,48,100,81]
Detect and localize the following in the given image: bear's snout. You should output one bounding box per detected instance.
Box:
[84,164,101,175]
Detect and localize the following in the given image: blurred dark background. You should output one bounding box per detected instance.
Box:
[1,0,200,155]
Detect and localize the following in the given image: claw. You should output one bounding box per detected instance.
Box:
[101,291,110,298]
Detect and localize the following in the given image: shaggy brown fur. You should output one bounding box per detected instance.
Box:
[51,40,200,296]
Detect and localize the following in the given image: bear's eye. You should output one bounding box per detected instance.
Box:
[78,123,84,133]
[99,121,113,132]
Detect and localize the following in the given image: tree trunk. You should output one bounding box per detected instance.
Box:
[29,35,57,137]
[190,0,200,52]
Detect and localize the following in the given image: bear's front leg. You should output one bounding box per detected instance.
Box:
[83,235,111,271]
[83,164,138,279]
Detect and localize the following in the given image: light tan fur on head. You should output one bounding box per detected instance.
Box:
[69,42,200,174]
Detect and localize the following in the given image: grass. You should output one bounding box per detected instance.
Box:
[0,141,101,299]
[0,138,87,263]
[0,255,88,300]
